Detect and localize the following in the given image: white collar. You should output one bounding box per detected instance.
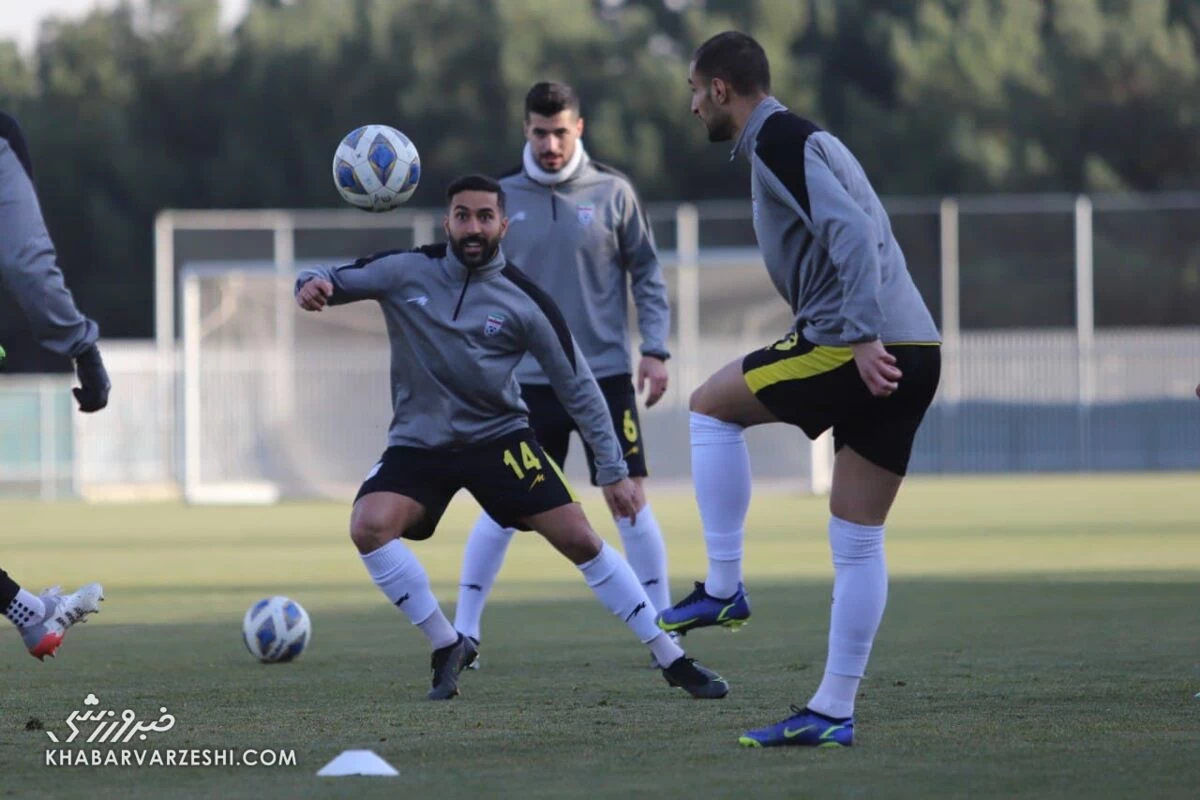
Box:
[522,139,588,186]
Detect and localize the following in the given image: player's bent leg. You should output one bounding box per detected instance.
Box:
[521,504,729,699]
[2,567,105,661]
[656,358,769,635]
[351,492,471,700]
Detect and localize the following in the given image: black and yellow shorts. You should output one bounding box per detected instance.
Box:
[742,333,941,476]
[519,374,648,486]
[355,428,578,539]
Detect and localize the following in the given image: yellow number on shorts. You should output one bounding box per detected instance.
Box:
[519,441,543,472]
[504,443,542,480]
[623,409,639,443]
[502,449,524,480]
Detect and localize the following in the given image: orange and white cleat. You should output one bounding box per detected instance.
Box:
[21,583,104,660]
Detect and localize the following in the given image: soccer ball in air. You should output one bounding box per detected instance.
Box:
[242,596,311,663]
[332,124,421,211]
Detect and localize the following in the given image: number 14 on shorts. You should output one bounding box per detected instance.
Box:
[503,441,543,481]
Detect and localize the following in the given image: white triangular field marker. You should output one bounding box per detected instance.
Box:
[317,749,399,777]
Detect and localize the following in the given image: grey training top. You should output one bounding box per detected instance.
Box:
[499,151,670,384]
[0,115,100,357]
[294,244,629,485]
[733,97,940,346]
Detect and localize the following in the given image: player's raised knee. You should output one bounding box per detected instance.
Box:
[689,380,719,417]
[688,360,749,421]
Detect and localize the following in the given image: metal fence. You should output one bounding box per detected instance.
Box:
[1,192,1198,499]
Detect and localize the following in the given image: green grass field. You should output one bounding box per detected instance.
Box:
[2,474,1199,798]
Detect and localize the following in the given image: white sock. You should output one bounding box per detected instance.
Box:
[578,542,678,661]
[453,513,515,641]
[615,503,670,613]
[416,609,460,651]
[361,539,458,649]
[646,632,686,669]
[807,516,888,719]
[690,412,751,599]
[3,589,45,629]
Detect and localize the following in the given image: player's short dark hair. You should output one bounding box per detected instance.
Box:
[692,31,771,96]
[446,174,506,213]
[524,81,581,119]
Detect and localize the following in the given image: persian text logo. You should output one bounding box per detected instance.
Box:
[42,693,298,768]
[45,693,175,745]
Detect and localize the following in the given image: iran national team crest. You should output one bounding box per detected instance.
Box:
[576,203,595,226]
[484,314,505,337]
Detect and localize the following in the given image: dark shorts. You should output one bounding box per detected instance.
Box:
[354,428,578,539]
[520,374,649,486]
[742,333,941,476]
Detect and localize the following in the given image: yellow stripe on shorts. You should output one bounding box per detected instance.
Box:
[545,453,580,503]
[744,345,855,393]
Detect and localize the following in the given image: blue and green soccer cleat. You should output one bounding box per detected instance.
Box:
[738,706,853,748]
[655,581,750,634]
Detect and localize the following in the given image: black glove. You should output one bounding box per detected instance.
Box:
[73,344,110,413]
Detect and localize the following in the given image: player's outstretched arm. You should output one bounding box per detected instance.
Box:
[294,252,403,309]
[0,122,108,412]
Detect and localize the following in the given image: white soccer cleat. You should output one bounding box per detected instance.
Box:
[21,582,105,661]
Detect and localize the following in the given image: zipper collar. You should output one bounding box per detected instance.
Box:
[442,245,506,283]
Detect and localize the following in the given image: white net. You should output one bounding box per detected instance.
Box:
[180,265,831,503]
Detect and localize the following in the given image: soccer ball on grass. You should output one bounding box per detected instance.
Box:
[243,596,311,663]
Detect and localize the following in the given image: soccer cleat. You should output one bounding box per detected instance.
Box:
[464,636,481,670]
[21,583,105,661]
[661,656,729,699]
[656,581,750,634]
[427,634,478,700]
[738,705,854,748]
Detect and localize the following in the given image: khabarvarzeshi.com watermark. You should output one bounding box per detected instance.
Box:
[42,694,296,768]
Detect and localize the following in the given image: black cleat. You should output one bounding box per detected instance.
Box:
[662,656,729,699]
[464,636,480,670]
[427,634,478,700]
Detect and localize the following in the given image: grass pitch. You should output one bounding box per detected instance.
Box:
[1,473,1199,798]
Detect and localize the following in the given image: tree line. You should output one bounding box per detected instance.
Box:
[1,0,1198,370]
